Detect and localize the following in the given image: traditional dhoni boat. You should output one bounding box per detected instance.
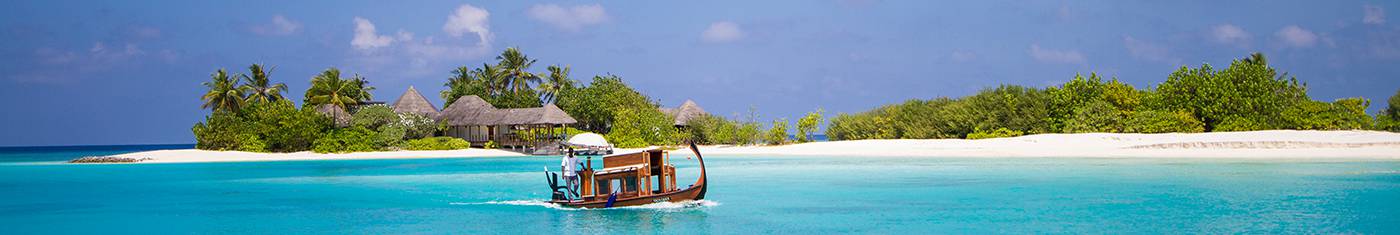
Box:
[545,143,707,208]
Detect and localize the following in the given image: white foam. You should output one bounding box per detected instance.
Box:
[451,199,720,211]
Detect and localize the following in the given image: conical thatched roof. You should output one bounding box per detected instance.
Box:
[391,86,439,119]
[438,95,578,126]
[315,104,351,127]
[669,99,708,126]
[439,95,498,125]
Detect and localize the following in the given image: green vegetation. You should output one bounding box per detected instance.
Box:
[766,119,790,145]
[966,128,1024,140]
[303,68,374,111]
[312,126,378,153]
[685,112,764,145]
[828,53,1394,141]
[403,137,472,150]
[796,108,824,143]
[1378,89,1400,132]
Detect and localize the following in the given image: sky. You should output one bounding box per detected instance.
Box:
[2,0,1399,146]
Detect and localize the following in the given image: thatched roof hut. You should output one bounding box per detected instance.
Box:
[438,95,576,126]
[391,86,440,119]
[315,104,352,127]
[663,99,708,126]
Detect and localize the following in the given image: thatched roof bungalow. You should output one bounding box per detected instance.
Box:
[391,86,440,119]
[439,95,577,150]
[661,99,708,127]
[315,104,352,127]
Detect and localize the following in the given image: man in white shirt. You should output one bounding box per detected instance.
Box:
[560,149,581,199]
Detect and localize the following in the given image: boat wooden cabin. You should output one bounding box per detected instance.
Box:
[549,144,708,208]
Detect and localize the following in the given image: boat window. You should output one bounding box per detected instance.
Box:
[623,176,637,193]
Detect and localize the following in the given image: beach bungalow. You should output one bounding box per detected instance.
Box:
[661,99,708,128]
[438,95,577,152]
[314,104,352,127]
[390,86,440,120]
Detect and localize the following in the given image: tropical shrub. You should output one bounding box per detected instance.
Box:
[1379,89,1400,132]
[312,127,378,153]
[1062,100,1123,133]
[796,108,824,142]
[606,106,677,148]
[556,74,657,133]
[766,119,790,145]
[966,127,1024,140]
[403,137,472,150]
[242,100,330,152]
[1149,53,1307,131]
[1122,110,1205,133]
[1283,98,1372,130]
[192,111,262,151]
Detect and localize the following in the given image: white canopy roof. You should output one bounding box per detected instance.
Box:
[566,132,610,147]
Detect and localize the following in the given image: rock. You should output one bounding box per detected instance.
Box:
[68,156,151,163]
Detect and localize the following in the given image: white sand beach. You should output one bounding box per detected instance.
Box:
[643,130,1400,159]
[96,130,1400,164]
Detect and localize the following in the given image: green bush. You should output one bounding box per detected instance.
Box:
[796,108,824,143]
[1213,116,1271,132]
[192,111,273,152]
[483,140,498,149]
[1284,98,1372,130]
[348,105,438,148]
[967,127,1024,140]
[1150,53,1307,131]
[244,100,330,152]
[1380,90,1400,132]
[312,127,379,153]
[1123,110,1205,133]
[606,106,678,148]
[766,119,790,145]
[403,137,472,150]
[1062,100,1123,133]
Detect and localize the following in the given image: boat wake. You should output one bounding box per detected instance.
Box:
[451,200,719,211]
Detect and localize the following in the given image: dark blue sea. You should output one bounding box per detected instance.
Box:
[1,145,1398,233]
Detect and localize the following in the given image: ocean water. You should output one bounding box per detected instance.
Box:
[1,146,1398,234]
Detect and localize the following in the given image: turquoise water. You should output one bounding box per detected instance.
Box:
[2,146,1399,234]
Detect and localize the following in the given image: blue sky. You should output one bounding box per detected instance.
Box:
[2,0,1399,146]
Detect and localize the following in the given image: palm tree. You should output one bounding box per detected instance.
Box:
[303,67,374,111]
[496,47,540,94]
[239,63,288,104]
[443,66,476,107]
[201,68,246,112]
[537,65,574,104]
[474,63,506,96]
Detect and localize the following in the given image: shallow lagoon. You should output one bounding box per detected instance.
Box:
[1,147,1398,234]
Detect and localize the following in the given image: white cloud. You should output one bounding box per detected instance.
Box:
[1275,25,1318,48]
[344,5,495,78]
[1365,5,1386,25]
[701,21,744,43]
[351,17,394,50]
[251,15,302,36]
[1123,36,1178,64]
[527,4,608,32]
[1028,44,1086,64]
[1211,24,1251,47]
[444,4,492,47]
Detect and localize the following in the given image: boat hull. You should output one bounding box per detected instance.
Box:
[549,183,705,208]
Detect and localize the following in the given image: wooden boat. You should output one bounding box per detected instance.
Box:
[546,143,707,208]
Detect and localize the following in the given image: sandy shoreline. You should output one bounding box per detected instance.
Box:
[94,130,1400,164]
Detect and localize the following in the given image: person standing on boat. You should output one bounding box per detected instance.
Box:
[560,149,581,199]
